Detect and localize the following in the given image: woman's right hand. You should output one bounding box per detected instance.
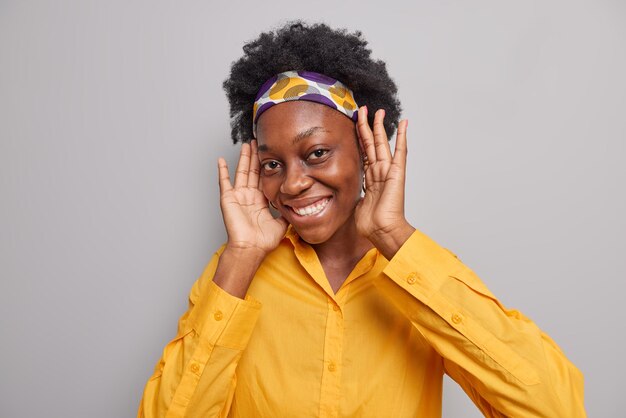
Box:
[217,140,288,257]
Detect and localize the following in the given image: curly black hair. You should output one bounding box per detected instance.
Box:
[223,21,401,143]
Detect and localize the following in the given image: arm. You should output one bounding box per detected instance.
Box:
[138,141,287,417]
[137,247,263,418]
[354,107,586,416]
[375,229,586,417]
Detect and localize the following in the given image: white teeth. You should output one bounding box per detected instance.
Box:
[292,198,330,216]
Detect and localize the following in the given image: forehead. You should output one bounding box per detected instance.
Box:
[255,101,356,147]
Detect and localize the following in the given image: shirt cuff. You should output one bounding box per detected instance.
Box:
[382,228,468,303]
[188,280,262,351]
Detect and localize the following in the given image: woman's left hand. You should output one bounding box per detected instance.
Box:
[354,106,415,259]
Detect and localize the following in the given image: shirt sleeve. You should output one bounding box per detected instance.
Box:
[137,246,262,418]
[374,229,586,417]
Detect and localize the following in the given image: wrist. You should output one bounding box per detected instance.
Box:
[223,244,268,264]
[213,246,267,299]
[369,221,415,260]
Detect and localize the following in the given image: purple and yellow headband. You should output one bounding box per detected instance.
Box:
[252,70,359,137]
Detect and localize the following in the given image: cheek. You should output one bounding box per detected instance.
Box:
[348,163,365,197]
[325,161,362,194]
[260,177,278,201]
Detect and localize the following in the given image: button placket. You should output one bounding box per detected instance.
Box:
[319,298,345,417]
[190,362,200,374]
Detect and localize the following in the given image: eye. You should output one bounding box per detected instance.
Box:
[308,148,329,161]
[261,160,281,174]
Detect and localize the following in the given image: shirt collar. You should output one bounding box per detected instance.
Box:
[284,224,300,247]
[282,224,385,295]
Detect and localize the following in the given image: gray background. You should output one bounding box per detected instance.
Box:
[1,0,624,417]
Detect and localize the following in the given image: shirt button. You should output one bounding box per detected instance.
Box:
[328,362,336,372]
[451,313,462,324]
[406,272,417,284]
[190,363,200,373]
[333,304,340,311]
[214,310,223,321]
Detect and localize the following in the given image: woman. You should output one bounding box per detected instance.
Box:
[138,22,585,417]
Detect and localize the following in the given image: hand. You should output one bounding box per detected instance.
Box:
[217,140,288,256]
[354,107,415,259]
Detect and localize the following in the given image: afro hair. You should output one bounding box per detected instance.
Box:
[223,21,401,143]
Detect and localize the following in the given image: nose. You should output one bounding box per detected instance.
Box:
[280,163,314,195]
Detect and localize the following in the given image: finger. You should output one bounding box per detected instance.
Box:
[233,142,251,188]
[247,139,261,188]
[391,119,409,191]
[217,157,233,194]
[373,109,392,161]
[356,106,376,163]
[393,119,408,167]
[363,162,381,192]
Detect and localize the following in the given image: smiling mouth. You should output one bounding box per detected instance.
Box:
[289,197,331,217]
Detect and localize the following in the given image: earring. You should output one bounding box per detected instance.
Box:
[362,173,366,193]
[269,201,277,209]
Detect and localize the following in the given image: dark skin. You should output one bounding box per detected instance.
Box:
[214,101,414,297]
[256,102,372,291]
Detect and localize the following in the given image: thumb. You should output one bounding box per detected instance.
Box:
[355,196,365,210]
[275,215,289,230]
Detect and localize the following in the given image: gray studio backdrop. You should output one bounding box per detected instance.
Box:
[1,1,624,417]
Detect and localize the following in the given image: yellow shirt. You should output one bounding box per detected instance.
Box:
[138,227,586,418]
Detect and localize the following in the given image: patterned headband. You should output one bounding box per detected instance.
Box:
[252,70,359,137]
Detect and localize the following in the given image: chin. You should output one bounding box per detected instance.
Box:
[291,225,334,245]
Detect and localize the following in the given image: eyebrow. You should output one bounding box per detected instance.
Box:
[257,126,328,152]
[293,126,327,144]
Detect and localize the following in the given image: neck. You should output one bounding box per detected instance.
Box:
[311,213,373,268]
